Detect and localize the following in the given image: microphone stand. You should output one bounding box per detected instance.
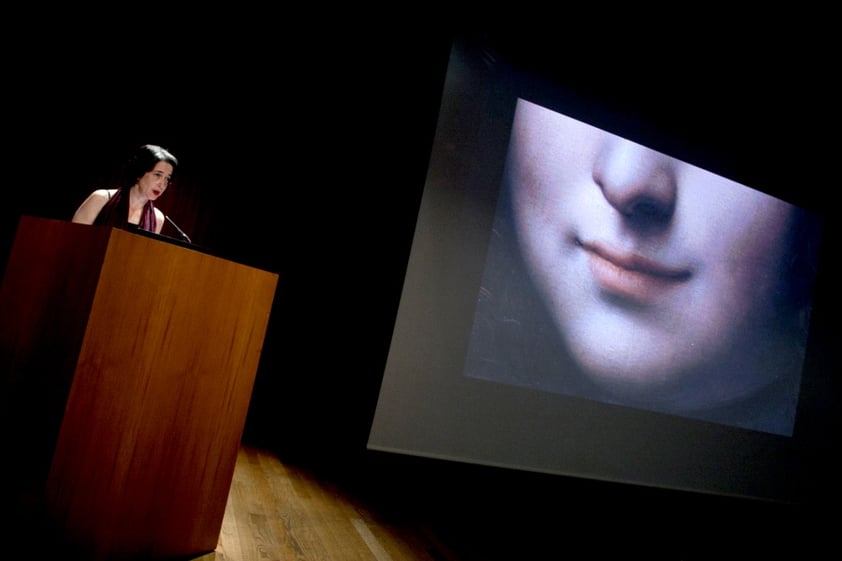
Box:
[164,215,192,244]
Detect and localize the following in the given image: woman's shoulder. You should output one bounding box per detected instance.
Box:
[92,188,118,199]
[72,188,117,224]
[81,188,117,204]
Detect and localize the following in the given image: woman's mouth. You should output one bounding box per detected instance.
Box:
[578,239,692,304]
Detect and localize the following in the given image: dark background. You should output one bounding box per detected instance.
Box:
[4,18,840,559]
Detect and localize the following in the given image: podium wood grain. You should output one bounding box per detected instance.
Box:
[1,216,278,560]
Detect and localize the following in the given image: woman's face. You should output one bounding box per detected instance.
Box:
[136,161,173,201]
[508,99,798,410]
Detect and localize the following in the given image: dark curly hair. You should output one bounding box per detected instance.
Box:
[121,144,179,188]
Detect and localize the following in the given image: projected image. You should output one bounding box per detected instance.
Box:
[464,98,822,436]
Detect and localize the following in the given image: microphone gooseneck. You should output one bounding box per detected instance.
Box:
[164,214,192,244]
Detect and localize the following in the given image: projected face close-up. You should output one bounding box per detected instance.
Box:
[475,98,815,432]
[370,40,833,507]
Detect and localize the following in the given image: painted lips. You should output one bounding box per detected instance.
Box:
[580,240,692,304]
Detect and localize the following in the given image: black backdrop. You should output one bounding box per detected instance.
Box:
[4,19,840,559]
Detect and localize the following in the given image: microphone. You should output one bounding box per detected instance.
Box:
[164,214,192,244]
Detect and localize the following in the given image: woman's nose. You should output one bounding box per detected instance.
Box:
[592,138,677,228]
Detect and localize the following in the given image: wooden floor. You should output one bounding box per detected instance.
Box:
[11,443,828,559]
[192,445,461,561]
[193,445,834,561]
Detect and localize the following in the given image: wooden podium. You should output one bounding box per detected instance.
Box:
[0,216,278,560]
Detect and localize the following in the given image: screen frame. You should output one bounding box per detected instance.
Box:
[367,34,839,505]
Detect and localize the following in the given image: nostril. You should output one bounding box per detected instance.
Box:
[625,197,673,220]
[620,196,675,233]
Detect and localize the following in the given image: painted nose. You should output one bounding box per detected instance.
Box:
[592,138,677,228]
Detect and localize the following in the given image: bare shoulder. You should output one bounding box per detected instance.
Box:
[72,189,116,224]
[92,188,117,200]
[83,188,117,204]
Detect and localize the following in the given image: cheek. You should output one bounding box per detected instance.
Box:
[682,187,796,328]
[510,173,568,278]
[726,212,794,318]
[713,199,794,292]
[509,147,592,237]
[679,171,795,266]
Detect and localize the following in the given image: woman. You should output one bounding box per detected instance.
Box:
[72,144,178,234]
[466,98,823,435]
